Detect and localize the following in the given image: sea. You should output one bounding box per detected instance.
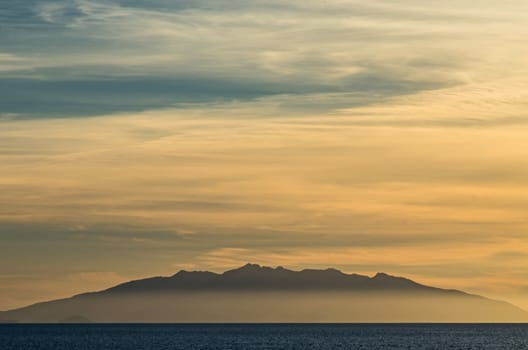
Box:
[1,324,528,349]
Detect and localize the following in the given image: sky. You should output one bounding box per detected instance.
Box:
[1,0,528,311]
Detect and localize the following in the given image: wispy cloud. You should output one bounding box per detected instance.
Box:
[5,0,519,117]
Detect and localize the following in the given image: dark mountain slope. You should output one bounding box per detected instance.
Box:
[97,263,459,294]
[1,264,526,323]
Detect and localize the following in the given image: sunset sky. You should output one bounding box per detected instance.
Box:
[1,0,528,311]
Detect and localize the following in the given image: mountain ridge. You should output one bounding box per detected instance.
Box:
[1,264,527,323]
[92,263,466,295]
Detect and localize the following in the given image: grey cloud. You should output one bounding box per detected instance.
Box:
[0,221,504,251]
[0,70,443,118]
[0,77,290,118]
[0,1,91,35]
[0,0,469,118]
[0,198,278,214]
[491,251,528,261]
[115,0,496,23]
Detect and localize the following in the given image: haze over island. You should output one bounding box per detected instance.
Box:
[2,264,527,323]
[1,0,528,317]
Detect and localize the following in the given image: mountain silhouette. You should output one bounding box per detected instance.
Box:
[1,264,527,323]
[95,263,460,294]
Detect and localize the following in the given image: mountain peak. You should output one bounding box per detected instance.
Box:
[224,263,267,274]
[241,263,262,270]
[372,272,391,279]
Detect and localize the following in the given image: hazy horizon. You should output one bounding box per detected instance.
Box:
[1,0,528,317]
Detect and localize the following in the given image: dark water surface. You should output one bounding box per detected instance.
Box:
[1,324,528,349]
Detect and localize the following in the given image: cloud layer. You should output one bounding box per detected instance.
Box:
[5,0,525,118]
